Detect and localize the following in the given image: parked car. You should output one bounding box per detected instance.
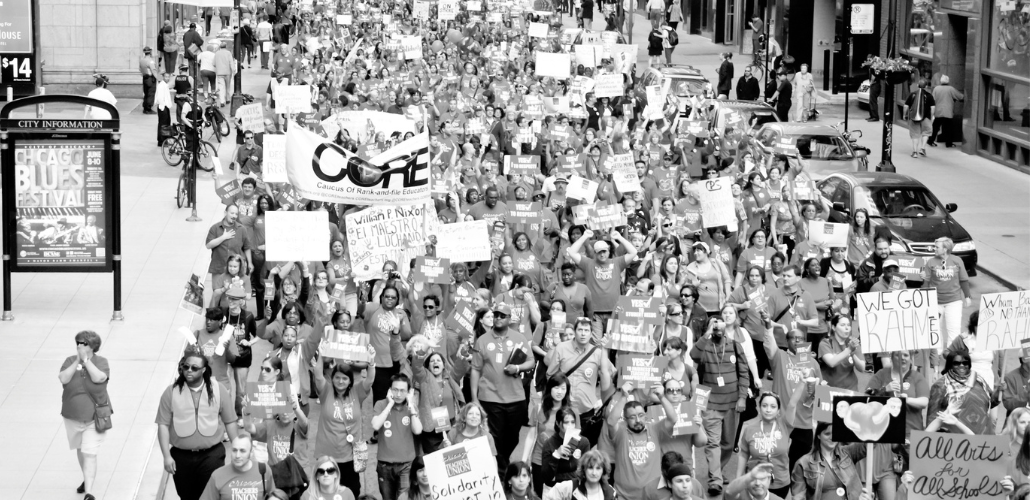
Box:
[747,123,867,179]
[818,172,977,275]
[634,65,712,120]
[705,100,780,154]
[856,79,871,109]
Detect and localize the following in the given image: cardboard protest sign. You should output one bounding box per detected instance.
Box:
[908,431,1009,500]
[528,22,549,37]
[336,13,352,24]
[445,301,478,337]
[345,203,433,281]
[265,211,331,262]
[831,395,906,444]
[857,289,941,354]
[697,177,737,230]
[412,256,452,285]
[610,44,637,74]
[503,155,540,176]
[565,175,598,202]
[179,274,205,315]
[236,103,264,133]
[424,437,503,500]
[975,291,1030,351]
[647,401,700,435]
[438,0,458,19]
[574,45,600,67]
[262,135,288,183]
[593,74,624,98]
[617,354,669,390]
[321,330,371,363]
[215,179,241,206]
[275,84,312,113]
[433,221,492,262]
[413,0,430,19]
[808,221,849,249]
[247,381,291,417]
[813,385,857,423]
[535,52,571,79]
[507,202,543,225]
[400,35,423,60]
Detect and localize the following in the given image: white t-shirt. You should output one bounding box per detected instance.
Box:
[85,88,117,119]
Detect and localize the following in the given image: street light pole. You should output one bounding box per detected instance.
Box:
[876,0,898,172]
[231,0,243,116]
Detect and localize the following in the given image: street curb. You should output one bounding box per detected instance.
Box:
[977,265,1024,292]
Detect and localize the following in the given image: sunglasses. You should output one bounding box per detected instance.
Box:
[261,366,274,373]
[669,311,683,316]
[76,341,89,346]
[667,388,683,394]
[423,305,436,310]
[493,312,509,319]
[953,360,971,367]
[181,364,204,372]
[315,467,337,476]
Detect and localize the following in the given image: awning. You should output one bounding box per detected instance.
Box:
[162,0,234,8]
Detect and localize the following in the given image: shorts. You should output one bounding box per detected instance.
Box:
[909,119,931,139]
[65,418,105,454]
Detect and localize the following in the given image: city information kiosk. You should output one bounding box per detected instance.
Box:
[0,95,123,320]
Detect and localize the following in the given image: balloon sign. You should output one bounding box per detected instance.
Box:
[831,395,906,444]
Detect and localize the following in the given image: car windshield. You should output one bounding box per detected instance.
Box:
[856,186,946,218]
[749,112,777,130]
[794,134,853,160]
[668,77,707,96]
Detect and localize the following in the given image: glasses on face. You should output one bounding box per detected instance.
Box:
[383,295,398,301]
[181,364,204,373]
[669,311,683,316]
[953,360,971,367]
[315,467,337,476]
[245,135,255,140]
[423,305,436,310]
[667,388,683,395]
[261,366,274,373]
[494,312,509,319]
[76,341,89,346]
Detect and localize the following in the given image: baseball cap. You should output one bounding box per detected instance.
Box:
[692,242,711,254]
[554,175,569,184]
[493,303,512,316]
[882,259,900,269]
[226,283,248,300]
[593,241,609,253]
[143,46,152,53]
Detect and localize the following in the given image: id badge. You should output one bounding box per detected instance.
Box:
[717,376,725,387]
[495,353,503,364]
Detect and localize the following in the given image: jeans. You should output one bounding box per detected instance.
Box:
[170,445,226,500]
[335,460,361,499]
[481,399,528,476]
[701,408,737,486]
[162,51,178,74]
[938,300,964,352]
[143,75,157,111]
[377,461,411,500]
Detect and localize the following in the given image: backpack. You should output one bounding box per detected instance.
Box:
[163,32,179,53]
[668,30,679,46]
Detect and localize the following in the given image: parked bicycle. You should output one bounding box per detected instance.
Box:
[174,143,219,208]
[162,124,218,170]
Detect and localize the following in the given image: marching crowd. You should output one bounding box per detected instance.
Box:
[57,1,1030,500]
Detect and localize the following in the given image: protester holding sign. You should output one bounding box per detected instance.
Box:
[604,382,679,499]
[242,357,309,467]
[545,317,613,447]
[540,407,592,488]
[410,341,465,454]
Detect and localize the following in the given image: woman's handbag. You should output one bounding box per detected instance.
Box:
[82,370,112,432]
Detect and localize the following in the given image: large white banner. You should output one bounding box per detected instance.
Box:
[345,203,436,281]
[425,437,502,500]
[432,221,491,262]
[265,211,331,262]
[285,126,431,205]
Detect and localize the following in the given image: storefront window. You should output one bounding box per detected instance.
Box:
[987,2,1030,78]
[907,0,940,58]
[982,77,1030,139]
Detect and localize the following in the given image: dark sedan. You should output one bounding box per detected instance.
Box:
[818,172,977,275]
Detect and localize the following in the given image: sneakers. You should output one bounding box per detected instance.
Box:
[866,117,878,122]
[919,149,927,156]
[707,483,723,496]
[911,152,919,158]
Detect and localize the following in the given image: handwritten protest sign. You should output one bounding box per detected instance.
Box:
[535,52,571,79]
[236,103,264,133]
[565,175,598,202]
[574,45,600,67]
[247,381,291,417]
[593,74,624,98]
[412,256,452,285]
[647,401,699,435]
[215,179,241,205]
[606,153,639,192]
[503,155,540,176]
[831,395,906,444]
[413,1,430,19]
[425,437,503,500]
[400,35,423,59]
[808,221,849,249]
[617,354,669,389]
[528,22,549,37]
[262,135,287,183]
[433,221,491,262]
[179,274,204,315]
[345,203,433,281]
[336,13,352,24]
[438,0,458,19]
[697,177,737,230]
[266,211,331,262]
[321,330,371,363]
[857,289,941,354]
[975,291,1030,351]
[908,431,1009,500]
[275,84,312,113]
[814,385,857,423]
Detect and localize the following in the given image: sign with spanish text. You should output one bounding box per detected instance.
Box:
[975,291,1030,352]
[236,103,264,133]
[432,220,492,262]
[345,203,434,281]
[907,431,1008,500]
[265,210,332,262]
[857,289,941,354]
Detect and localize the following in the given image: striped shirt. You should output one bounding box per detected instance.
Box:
[689,336,750,411]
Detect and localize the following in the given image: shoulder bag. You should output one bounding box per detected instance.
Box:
[82,370,113,432]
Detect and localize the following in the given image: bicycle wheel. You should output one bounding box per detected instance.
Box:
[195,140,219,173]
[750,63,765,85]
[176,171,189,208]
[214,112,231,139]
[161,137,183,166]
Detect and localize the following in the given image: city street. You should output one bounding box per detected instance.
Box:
[0,13,1026,500]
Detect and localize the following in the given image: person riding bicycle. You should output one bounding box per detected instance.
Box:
[179,97,204,152]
